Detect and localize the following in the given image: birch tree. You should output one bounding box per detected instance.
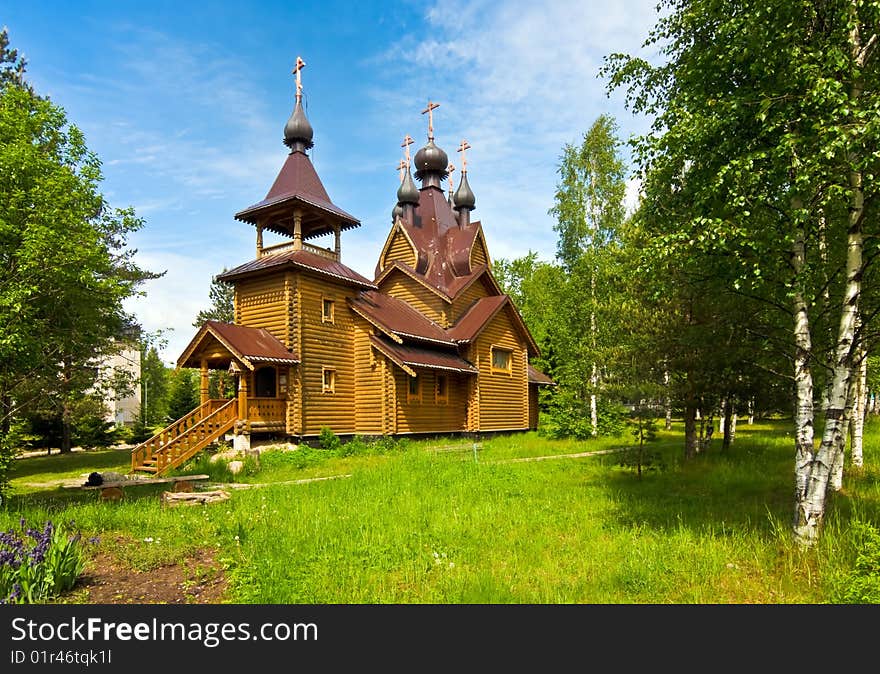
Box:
[548,115,627,437]
[604,0,880,545]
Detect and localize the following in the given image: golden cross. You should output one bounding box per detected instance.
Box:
[397,159,407,182]
[292,56,306,99]
[401,134,414,164]
[457,139,472,171]
[422,100,440,140]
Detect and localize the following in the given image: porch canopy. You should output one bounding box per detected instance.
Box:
[178,320,300,371]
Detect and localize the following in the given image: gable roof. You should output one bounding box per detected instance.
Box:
[348,290,455,346]
[369,335,477,377]
[178,320,299,370]
[217,248,377,289]
[447,295,540,356]
[527,363,555,386]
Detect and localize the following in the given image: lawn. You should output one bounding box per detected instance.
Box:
[2,418,879,603]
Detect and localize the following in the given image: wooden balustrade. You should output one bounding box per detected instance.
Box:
[258,240,338,261]
[246,397,286,423]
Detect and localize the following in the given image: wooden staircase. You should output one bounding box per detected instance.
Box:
[130,398,238,475]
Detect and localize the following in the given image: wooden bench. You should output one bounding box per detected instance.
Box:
[64,474,211,501]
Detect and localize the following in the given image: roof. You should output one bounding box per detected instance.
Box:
[447,295,540,356]
[217,248,377,289]
[527,364,555,386]
[235,150,359,238]
[348,290,455,346]
[369,335,477,377]
[178,321,299,370]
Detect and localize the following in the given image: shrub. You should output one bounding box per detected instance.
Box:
[319,426,340,451]
[833,521,880,604]
[0,519,92,604]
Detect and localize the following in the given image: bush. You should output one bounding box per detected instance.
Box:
[319,426,341,451]
[543,389,628,439]
[0,519,92,604]
[833,521,880,604]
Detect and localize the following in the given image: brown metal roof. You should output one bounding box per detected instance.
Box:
[217,248,377,289]
[235,150,360,238]
[447,295,540,356]
[349,290,455,346]
[528,363,555,386]
[178,320,299,370]
[369,335,477,376]
[446,295,509,342]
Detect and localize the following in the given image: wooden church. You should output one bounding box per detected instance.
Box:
[131,59,553,475]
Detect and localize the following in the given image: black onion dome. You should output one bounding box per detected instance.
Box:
[413,139,449,180]
[283,98,314,150]
[397,166,420,204]
[453,171,475,210]
[392,202,404,221]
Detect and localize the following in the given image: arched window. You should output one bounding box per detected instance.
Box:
[254,366,276,398]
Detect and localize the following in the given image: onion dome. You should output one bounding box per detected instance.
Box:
[413,139,449,182]
[397,165,420,205]
[392,202,404,222]
[453,171,475,211]
[283,98,314,151]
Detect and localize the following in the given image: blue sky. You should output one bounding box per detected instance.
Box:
[5,0,660,364]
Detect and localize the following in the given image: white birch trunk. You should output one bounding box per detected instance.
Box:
[748,398,754,425]
[730,413,737,442]
[791,213,815,509]
[794,16,869,546]
[664,369,672,430]
[851,345,867,468]
[830,373,857,491]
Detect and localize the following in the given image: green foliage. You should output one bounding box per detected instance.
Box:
[0,31,156,493]
[0,519,91,604]
[139,345,169,427]
[543,389,628,440]
[319,426,341,451]
[0,27,28,90]
[193,270,235,327]
[618,408,664,477]
[165,369,200,422]
[832,520,880,604]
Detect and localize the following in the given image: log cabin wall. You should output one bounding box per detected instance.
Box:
[393,368,468,434]
[353,322,384,435]
[382,229,417,269]
[469,234,489,268]
[298,272,358,436]
[528,384,540,430]
[380,271,449,326]
[474,309,529,431]
[450,277,490,324]
[235,275,289,345]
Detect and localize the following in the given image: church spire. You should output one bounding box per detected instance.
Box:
[414,100,449,189]
[283,56,314,152]
[454,139,476,226]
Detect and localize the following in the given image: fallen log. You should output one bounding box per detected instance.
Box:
[161,489,231,507]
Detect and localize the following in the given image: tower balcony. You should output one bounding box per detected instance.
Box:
[259,239,339,262]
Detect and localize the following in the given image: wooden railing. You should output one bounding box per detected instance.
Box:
[258,240,339,261]
[130,398,237,475]
[260,241,296,257]
[247,398,286,423]
[303,242,338,261]
[153,399,238,474]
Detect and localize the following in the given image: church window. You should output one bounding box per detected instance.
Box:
[322,297,335,324]
[491,347,512,374]
[322,367,336,393]
[408,374,421,403]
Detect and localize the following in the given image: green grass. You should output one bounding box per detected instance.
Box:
[3,418,880,603]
